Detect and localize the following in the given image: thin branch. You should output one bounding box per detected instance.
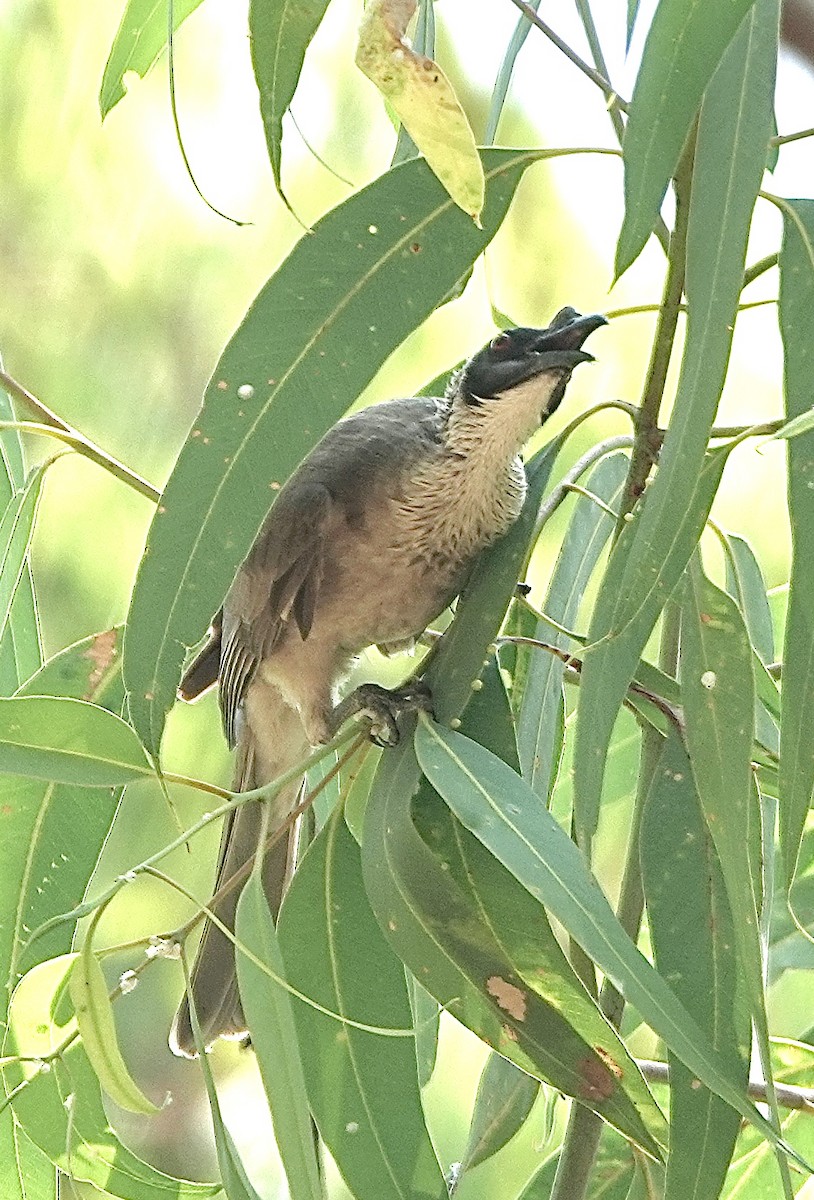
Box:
[606,297,775,320]
[499,634,682,732]
[743,252,779,289]
[0,369,161,503]
[21,724,360,953]
[573,0,627,138]
[506,0,628,112]
[636,1060,814,1114]
[615,130,695,532]
[771,125,814,147]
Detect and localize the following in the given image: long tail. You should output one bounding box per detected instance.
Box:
[170,681,309,1057]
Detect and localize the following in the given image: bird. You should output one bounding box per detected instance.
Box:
[169,306,606,1056]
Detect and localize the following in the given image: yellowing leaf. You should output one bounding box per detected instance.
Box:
[69,949,160,1115]
[356,0,484,222]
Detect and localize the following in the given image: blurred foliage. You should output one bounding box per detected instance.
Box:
[1,1,814,1199]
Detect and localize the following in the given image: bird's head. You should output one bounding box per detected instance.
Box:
[452,308,607,426]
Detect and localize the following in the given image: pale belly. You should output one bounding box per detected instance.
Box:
[316,540,467,653]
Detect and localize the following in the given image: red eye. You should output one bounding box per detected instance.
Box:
[490,333,511,352]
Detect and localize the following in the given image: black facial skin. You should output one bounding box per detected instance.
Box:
[459,308,607,411]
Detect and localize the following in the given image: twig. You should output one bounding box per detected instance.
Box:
[743,252,779,289]
[615,130,695,531]
[0,369,160,503]
[636,1060,814,1114]
[771,126,814,147]
[506,0,628,112]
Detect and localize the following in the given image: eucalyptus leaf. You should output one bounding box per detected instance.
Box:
[0,696,151,786]
[778,198,814,882]
[641,732,749,1200]
[124,149,549,757]
[413,720,801,1161]
[577,0,777,845]
[616,0,761,274]
[235,871,322,1200]
[249,0,331,202]
[278,806,447,1200]
[4,956,219,1199]
[100,0,204,117]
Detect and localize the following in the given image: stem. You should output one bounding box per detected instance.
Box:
[0,369,160,503]
[573,0,626,140]
[743,252,779,288]
[507,0,628,112]
[531,434,634,539]
[771,125,814,147]
[636,1059,814,1113]
[615,133,694,533]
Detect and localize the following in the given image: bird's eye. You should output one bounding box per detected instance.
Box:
[490,333,511,352]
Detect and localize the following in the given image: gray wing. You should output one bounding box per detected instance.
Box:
[219,480,332,746]
[217,394,445,746]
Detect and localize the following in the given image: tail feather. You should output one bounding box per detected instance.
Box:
[170,684,309,1057]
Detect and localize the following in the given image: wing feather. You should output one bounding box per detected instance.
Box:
[218,482,332,744]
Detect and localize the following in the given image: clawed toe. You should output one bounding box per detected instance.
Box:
[335,680,434,747]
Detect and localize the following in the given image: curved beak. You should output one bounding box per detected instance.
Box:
[529,309,608,373]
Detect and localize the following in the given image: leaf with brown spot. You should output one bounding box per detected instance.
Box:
[82,628,119,700]
[355,0,484,220]
[577,1056,618,1102]
[486,975,527,1020]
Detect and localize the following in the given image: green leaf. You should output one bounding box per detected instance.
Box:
[366,751,666,1157]
[0,632,125,1022]
[573,449,728,846]
[627,0,641,50]
[577,0,777,843]
[249,0,330,201]
[485,0,540,145]
[459,1052,539,1174]
[4,956,220,1199]
[0,1111,55,1200]
[405,972,439,1089]
[180,955,264,1200]
[680,560,764,1002]
[719,528,779,757]
[99,0,205,118]
[277,807,447,1200]
[770,407,814,442]
[778,198,814,882]
[356,1,484,221]
[616,0,761,274]
[124,148,548,757]
[516,452,627,800]
[425,440,563,727]
[235,871,322,1200]
[69,949,160,1115]
[641,732,749,1200]
[0,696,151,786]
[769,826,814,983]
[342,743,381,843]
[413,721,799,1158]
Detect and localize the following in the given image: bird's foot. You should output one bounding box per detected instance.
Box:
[333,680,434,748]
